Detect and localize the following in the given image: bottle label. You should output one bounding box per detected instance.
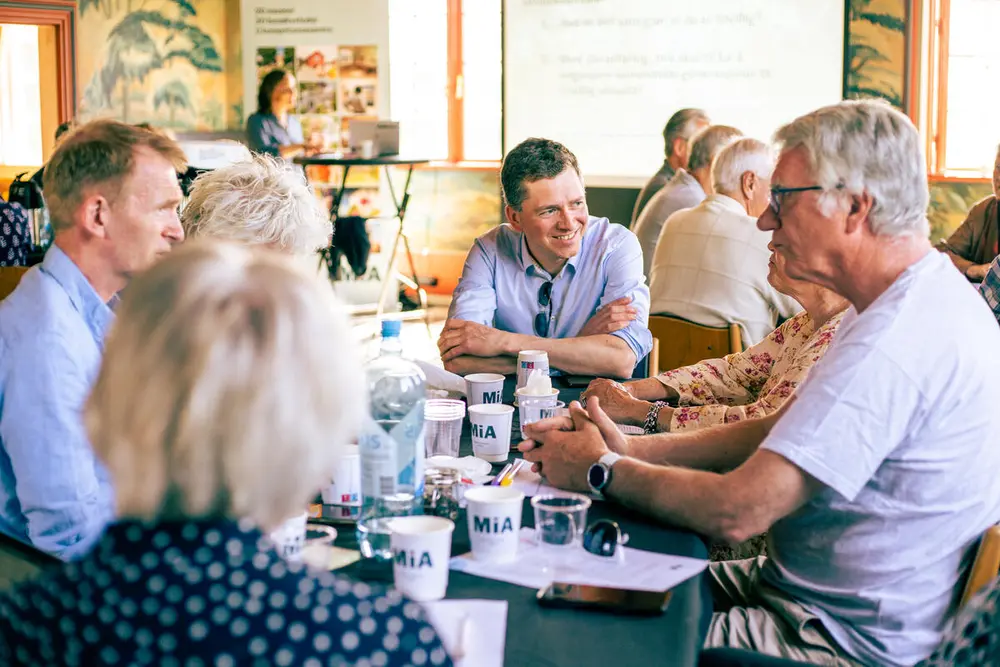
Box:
[358,400,426,498]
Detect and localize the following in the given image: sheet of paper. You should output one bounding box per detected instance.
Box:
[506,466,602,501]
[414,360,467,395]
[450,528,707,593]
[421,599,507,667]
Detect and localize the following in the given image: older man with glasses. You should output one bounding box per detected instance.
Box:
[519,100,1000,666]
[438,138,652,379]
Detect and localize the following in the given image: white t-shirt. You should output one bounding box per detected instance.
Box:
[761,250,1000,667]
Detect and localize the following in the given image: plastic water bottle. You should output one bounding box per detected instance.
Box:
[357,319,427,560]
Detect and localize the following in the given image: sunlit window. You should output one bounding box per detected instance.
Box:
[0,24,42,167]
[462,0,502,162]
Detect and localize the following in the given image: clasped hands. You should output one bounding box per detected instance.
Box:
[517,398,631,493]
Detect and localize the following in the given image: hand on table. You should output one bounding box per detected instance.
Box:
[579,297,638,337]
[518,398,630,491]
[437,319,509,362]
[580,378,650,426]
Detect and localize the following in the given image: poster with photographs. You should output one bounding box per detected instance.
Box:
[255,47,296,84]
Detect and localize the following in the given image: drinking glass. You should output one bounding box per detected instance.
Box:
[518,400,565,440]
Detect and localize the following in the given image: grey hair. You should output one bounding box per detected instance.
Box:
[774,99,929,238]
[663,108,710,158]
[181,154,332,255]
[688,125,743,173]
[712,138,774,195]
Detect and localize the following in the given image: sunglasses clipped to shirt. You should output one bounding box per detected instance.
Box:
[533,281,554,337]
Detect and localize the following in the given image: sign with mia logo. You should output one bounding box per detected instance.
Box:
[473,515,515,534]
[394,548,434,568]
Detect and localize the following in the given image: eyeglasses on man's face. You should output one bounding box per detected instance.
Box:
[768,184,847,217]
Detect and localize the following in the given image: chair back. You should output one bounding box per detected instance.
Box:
[647,315,743,376]
[0,266,28,301]
[960,524,1000,607]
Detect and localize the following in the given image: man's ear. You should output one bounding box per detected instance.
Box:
[741,171,757,200]
[504,204,522,231]
[844,191,875,235]
[672,137,689,162]
[79,193,110,239]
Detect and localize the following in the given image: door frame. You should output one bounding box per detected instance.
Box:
[0,1,77,122]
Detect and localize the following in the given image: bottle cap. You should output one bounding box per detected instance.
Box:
[381,319,402,338]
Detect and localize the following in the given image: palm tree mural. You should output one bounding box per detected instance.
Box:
[153,79,192,128]
[81,0,221,123]
[846,0,907,108]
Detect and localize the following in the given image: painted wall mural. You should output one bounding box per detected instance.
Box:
[77,0,242,131]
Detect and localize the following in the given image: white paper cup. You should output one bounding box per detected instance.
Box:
[360,139,375,159]
[389,516,455,601]
[516,350,550,391]
[465,486,524,563]
[468,404,514,462]
[465,373,505,406]
[322,444,362,506]
[268,512,307,562]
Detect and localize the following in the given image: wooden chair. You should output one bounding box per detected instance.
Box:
[647,315,743,377]
[960,524,1000,607]
[0,266,28,301]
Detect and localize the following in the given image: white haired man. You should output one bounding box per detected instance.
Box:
[632,125,742,279]
[181,154,332,256]
[520,100,1000,666]
[648,138,800,347]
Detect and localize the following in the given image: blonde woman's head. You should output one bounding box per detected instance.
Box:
[85,241,365,530]
[181,154,332,255]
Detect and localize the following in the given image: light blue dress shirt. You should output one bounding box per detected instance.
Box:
[0,245,115,560]
[448,217,653,369]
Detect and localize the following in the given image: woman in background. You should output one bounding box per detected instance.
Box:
[0,242,451,666]
[247,69,321,160]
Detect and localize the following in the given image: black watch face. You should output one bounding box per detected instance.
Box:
[588,463,605,490]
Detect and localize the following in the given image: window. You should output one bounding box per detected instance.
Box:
[388,0,502,164]
[922,0,1000,177]
[0,24,43,167]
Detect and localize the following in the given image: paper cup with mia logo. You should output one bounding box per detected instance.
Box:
[388,515,455,601]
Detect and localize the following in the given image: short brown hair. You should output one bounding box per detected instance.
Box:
[687,125,743,173]
[44,119,187,232]
[501,138,581,211]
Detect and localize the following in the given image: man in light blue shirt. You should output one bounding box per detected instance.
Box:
[438,138,652,379]
[0,120,186,559]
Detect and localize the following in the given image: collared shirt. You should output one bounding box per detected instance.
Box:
[0,518,451,666]
[631,168,706,280]
[448,217,653,370]
[630,160,676,227]
[246,112,304,159]
[0,244,116,560]
[979,253,1000,323]
[761,251,1000,666]
[648,194,801,347]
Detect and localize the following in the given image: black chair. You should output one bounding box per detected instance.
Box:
[699,649,812,667]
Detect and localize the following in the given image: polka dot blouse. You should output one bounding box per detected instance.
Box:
[0,200,29,267]
[0,519,453,666]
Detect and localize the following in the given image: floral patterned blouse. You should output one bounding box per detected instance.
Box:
[657,309,845,431]
[919,575,999,666]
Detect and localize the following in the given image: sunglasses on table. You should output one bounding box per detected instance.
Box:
[583,519,630,558]
[533,281,554,338]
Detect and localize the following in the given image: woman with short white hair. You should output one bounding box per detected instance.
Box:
[182,154,332,256]
[0,242,451,666]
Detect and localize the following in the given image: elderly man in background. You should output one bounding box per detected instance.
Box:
[648,138,800,347]
[631,108,710,225]
[181,153,332,257]
[0,120,186,559]
[521,100,1000,666]
[632,125,742,279]
[439,137,652,379]
[935,143,1000,282]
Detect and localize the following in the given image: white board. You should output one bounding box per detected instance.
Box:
[503,0,845,187]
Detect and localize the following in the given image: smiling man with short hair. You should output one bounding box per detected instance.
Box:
[438,138,652,379]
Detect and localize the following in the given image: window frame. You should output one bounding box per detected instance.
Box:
[918,0,996,182]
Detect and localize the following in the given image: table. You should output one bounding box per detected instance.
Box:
[294,154,431,329]
[331,379,713,667]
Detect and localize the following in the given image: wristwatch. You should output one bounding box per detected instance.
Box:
[643,401,668,434]
[587,452,624,496]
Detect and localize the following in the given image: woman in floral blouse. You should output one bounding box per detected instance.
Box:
[0,197,30,267]
[584,245,848,433]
